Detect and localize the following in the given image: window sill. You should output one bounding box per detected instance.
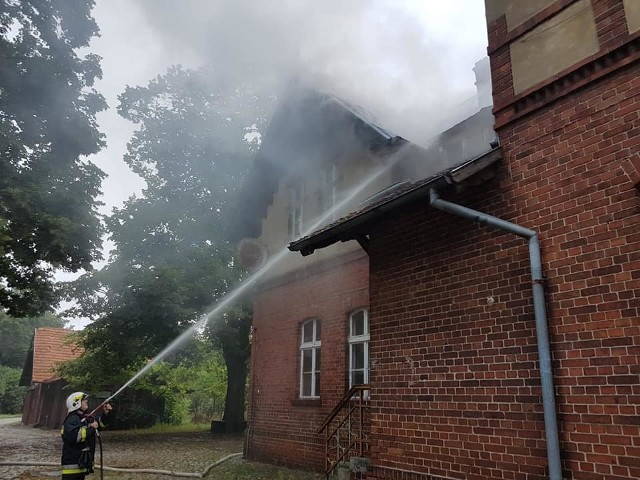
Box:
[291,398,322,407]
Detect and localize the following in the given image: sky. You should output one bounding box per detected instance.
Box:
[63,0,489,328]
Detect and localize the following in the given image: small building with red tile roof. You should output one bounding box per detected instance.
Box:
[20,327,83,428]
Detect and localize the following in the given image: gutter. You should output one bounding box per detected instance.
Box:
[429,189,562,480]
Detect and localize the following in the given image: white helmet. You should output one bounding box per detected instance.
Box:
[66,392,89,412]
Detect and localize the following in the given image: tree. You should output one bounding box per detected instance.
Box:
[211,306,252,428]
[135,340,229,425]
[0,365,26,414]
[0,311,65,368]
[0,0,106,316]
[67,66,271,428]
[60,335,229,425]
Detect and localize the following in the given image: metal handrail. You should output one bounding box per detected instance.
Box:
[317,384,370,434]
[327,404,356,440]
[318,384,370,478]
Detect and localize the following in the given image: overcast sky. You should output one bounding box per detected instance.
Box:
[64,0,489,328]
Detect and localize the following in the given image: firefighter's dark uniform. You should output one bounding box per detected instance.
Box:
[60,410,96,479]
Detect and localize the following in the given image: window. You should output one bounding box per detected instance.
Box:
[349,309,369,387]
[288,182,304,240]
[321,164,337,220]
[300,319,321,398]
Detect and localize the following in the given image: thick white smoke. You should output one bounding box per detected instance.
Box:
[133,0,488,146]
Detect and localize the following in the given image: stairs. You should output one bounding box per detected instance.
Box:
[317,385,370,478]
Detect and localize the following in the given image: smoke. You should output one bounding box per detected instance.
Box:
[132,0,488,146]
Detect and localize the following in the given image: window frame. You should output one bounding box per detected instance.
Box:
[299,318,321,399]
[321,163,338,221]
[348,309,370,388]
[288,181,304,240]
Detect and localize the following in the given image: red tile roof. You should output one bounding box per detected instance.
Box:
[31,328,83,382]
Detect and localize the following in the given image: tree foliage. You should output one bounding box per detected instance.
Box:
[0,0,106,316]
[0,365,26,414]
[66,66,271,425]
[0,311,65,368]
[136,341,228,425]
[59,335,228,426]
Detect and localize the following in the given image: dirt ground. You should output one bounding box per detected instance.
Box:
[0,419,322,480]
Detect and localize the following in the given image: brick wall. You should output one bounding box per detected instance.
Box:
[499,62,640,480]
[245,252,369,470]
[363,20,640,480]
[366,180,547,480]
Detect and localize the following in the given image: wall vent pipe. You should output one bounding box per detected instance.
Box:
[429,188,562,480]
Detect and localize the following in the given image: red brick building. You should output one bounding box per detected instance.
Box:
[233,84,410,470]
[246,250,370,469]
[290,1,640,479]
[235,77,496,473]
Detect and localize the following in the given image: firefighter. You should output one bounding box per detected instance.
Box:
[60,392,112,479]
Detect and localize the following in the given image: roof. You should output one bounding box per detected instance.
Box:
[288,146,502,256]
[19,328,83,385]
[228,84,406,242]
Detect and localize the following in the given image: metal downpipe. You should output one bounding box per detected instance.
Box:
[429,189,562,480]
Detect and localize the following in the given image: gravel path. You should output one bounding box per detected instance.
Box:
[0,418,22,427]
[0,421,244,479]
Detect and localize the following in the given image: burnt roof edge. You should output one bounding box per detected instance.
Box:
[227,95,407,243]
[288,146,502,256]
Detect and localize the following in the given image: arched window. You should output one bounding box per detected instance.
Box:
[300,318,321,398]
[349,309,369,387]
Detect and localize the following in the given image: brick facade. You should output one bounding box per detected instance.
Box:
[499,56,639,480]
[249,2,640,478]
[364,179,547,479]
[359,2,640,479]
[245,251,369,470]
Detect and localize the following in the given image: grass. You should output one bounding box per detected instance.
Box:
[0,413,21,419]
[129,421,211,434]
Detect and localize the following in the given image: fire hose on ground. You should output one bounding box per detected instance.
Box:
[0,452,243,478]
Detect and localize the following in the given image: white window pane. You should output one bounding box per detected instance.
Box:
[353,370,365,386]
[302,322,313,343]
[300,319,320,397]
[302,349,313,373]
[296,184,303,236]
[352,343,364,369]
[351,311,365,336]
[289,184,304,239]
[365,342,369,383]
[302,373,312,397]
[288,213,295,239]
